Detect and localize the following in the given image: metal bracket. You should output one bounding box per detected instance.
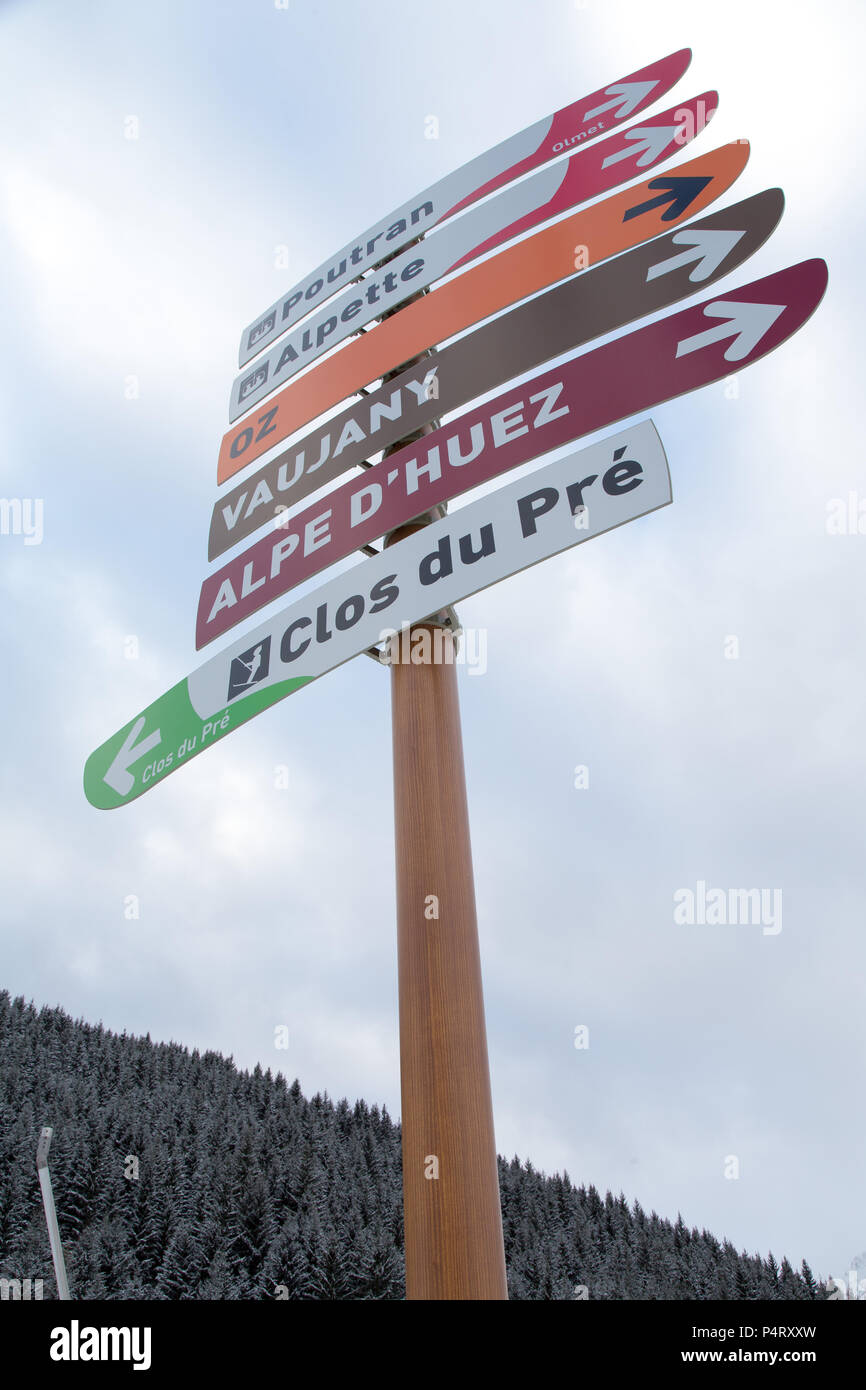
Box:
[364,606,462,665]
[382,501,447,546]
[424,605,461,641]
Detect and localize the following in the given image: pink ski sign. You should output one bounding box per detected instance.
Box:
[237,48,691,364]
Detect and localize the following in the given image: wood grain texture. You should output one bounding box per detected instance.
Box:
[388,597,507,1300]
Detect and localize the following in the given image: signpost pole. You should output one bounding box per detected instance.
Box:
[385,375,508,1295]
[388,604,508,1300]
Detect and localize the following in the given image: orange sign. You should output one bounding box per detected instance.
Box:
[218,142,748,484]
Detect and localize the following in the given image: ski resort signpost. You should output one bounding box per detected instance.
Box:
[84,50,828,1302]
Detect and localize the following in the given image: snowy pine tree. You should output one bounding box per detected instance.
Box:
[0,991,826,1301]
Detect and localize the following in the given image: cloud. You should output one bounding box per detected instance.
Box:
[0,0,862,1283]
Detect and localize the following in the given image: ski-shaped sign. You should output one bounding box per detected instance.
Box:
[217,141,749,483]
[209,186,780,560]
[237,49,691,365]
[198,190,784,645]
[228,94,716,421]
[85,424,672,810]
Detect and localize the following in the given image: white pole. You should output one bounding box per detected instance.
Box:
[36,1127,70,1300]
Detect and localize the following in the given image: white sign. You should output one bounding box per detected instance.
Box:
[193,420,671,710]
[84,421,671,808]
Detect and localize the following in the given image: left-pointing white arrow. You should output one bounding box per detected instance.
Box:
[601,125,679,170]
[582,79,658,123]
[103,716,161,796]
[646,228,747,285]
[675,300,787,363]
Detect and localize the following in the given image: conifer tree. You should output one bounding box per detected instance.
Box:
[0,993,825,1303]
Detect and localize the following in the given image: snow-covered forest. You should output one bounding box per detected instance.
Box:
[0,991,823,1300]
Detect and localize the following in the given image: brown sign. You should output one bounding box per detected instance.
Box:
[215,142,748,488]
[208,183,777,562]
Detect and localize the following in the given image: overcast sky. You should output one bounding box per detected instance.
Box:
[1,0,863,1287]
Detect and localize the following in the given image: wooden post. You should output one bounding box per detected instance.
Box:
[386,523,508,1300]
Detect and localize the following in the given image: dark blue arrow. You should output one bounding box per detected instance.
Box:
[623,175,713,223]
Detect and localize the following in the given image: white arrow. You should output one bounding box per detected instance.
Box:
[601,125,679,170]
[646,228,747,285]
[582,79,658,123]
[675,300,787,363]
[103,716,161,796]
